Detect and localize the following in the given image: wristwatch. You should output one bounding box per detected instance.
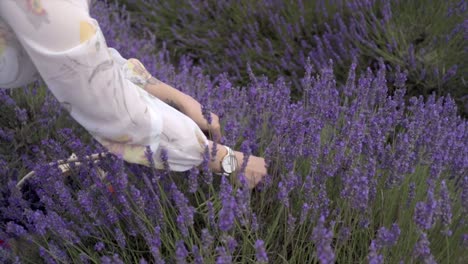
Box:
[221,146,238,176]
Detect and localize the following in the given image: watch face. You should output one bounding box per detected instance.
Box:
[222,155,234,173]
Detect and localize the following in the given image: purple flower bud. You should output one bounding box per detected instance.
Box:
[288,213,296,234]
[311,215,335,264]
[251,212,259,232]
[462,176,468,215]
[375,223,400,249]
[438,180,452,229]
[170,183,195,237]
[0,128,14,142]
[101,254,124,264]
[216,246,232,264]
[462,234,468,247]
[79,253,90,264]
[206,201,215,228]
[367,240,383,264]
[0,90,16,106]
[39,246,58,264]
[300,202,311,224]
[114,227,126,249]
[175,240,188,264]
[223,235,237,252]
[255,240,268,263]
[218,176,236,232]
[188,167,199,193]
[192,245,204,264]
[14,107,28,123]
[5,222,26,238]
[412,233,436,264]
[414,188,438,230]
[202,229,214,252]
[406,182,416,208]
[442,65,458,83]
[94,242,105,252]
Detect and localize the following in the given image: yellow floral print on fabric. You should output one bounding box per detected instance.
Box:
[112,134,133,144]
[79,21,96,43]
[27,0,47,16]
[95,136,151,167]
[125,58,152,89]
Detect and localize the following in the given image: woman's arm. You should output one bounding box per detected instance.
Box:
[127,58,222,142]
[0,1,164,166]
[146,78,221,140]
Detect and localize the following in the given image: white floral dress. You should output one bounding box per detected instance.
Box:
[0,0,208,171]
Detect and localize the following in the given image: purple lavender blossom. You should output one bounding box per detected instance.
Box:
[114,227,126,249]
[462,176,468,216]
[201,228,214,252]
[39,246,57,264]
[299,202,311,225]
[311,215,335,264]
[215,246,232,264]
[79,253,90,264]
[192,245,204,264]
[175,240,189,264]
[5,222,26,238]
[94,242,105,252]
[48,242,70,263]
[250,212,259,232]
[144,145,157,172]
[413,233,436,264]
[170,183,195,237]
[223,235,238,253]
[235,184,251,227]
[287,213,297,235]
[14,107,28,123]
[414,188,438,230]
[206,201,215,228]
[218,176,236,232]
[0,128,14,142]
[367,240,383,264]
[188,166,199,193]
[337,227,351,245]
[101,254,125,264]
[407,182,416,208]
[462,234,468,247]
[375,223,401,248]
[255,239,268,263]
[438,180,452,231]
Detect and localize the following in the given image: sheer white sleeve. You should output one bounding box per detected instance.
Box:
[0,0,163,164]
[0,0,208,171]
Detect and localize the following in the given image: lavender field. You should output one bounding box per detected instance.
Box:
[1,0,467,263]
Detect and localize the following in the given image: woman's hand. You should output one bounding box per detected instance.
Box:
[201,112,222,143]
[181,101,222,143]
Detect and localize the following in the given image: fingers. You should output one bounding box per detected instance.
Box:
[203,126,222,143]
[204,112,222,143]
[211,125,222,143]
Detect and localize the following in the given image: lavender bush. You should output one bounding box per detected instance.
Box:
[0,1,467,263]
[122,0,468,115]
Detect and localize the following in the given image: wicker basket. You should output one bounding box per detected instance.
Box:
[16,152,109,190]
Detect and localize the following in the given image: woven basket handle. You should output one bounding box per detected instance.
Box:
[16,152,108,189]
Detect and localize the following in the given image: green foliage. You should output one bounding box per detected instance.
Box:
[354,0,467,110]
[121,0,467,115]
